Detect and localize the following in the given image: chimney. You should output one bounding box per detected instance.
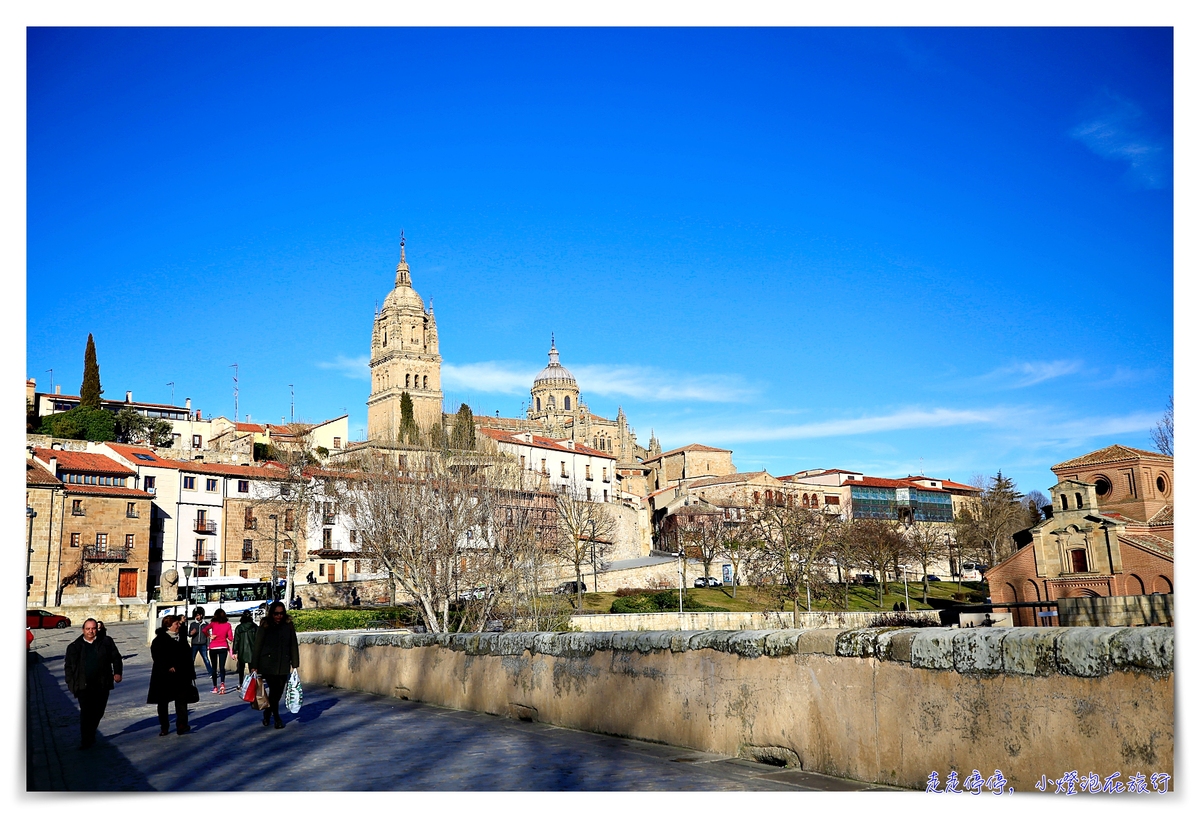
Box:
[126,391,132,403]
[196,410,202,420]
[55,385,61,395]
[247,414,251,423]
[185,398,191,410]
[48,456,58,476]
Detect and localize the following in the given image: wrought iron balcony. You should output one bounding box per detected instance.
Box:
[194,518,217,534]
[193,550,217,564]
[241,548,259,562]
[83,545,128,562]
[322,513,336,525]
[126,510,140,518]
[245,518,258,531]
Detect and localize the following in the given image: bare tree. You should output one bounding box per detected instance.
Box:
[1151,395,1173,456]
[553,489,618,610]
[849,518,905,607]
[748,500,839,615]
[715,507,752,598]
[954,471,1025,566]
[904,520,950,604]
[664,501,725,584]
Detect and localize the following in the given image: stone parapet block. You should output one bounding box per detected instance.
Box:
[299,626,1174,678]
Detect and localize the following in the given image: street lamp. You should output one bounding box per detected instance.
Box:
[182,563,194,611]
[283,547,294,608]
[676,548,685,616]
[26,507,36,597]
[269,514,280,600]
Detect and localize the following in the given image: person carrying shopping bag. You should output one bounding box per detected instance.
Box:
[147,614,198,735]
[187,608,212,677]
[201,608,234,694]
[250,601,300,729]
[232,610,257,689]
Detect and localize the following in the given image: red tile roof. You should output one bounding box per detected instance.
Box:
[103,443,181,469]
[33,448,135,476]
[1053,444,1171,469]
[169,460,289,479]
[479,428,613,459]
[27,459,62,487]
[236,423,267,433]
[642,443,732,463]
[844,476,949,492]
[61,484,154,499]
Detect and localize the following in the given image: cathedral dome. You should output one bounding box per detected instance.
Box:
[534,338,577,385]
[383,242,426,312]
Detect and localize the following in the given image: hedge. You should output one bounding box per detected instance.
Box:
[610,590,727,614]
[290,607,416,633]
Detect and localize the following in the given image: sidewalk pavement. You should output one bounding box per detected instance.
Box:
[27,621,903,792]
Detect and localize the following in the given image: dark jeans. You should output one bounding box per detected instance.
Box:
[263,674,287,721]
[208,648,228,687]
[157,700,190,733]
[77,687,110,747]
[191,643,211,674]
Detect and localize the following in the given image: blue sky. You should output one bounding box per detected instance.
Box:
[25,27,1174,496]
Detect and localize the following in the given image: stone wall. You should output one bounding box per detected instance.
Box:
[1058,594,1174,627]
[299,626,1173,791]
[295,578,397,608]
[569,609,940,631]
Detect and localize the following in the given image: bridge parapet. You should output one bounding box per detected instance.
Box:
[299,626,1173,790]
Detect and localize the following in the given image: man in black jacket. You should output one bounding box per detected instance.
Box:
[63,618,123,749]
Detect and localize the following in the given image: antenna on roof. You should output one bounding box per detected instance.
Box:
[230,363,239,422]
[45,368,53,393]
[167,382,174,404]
[289,384,294,423]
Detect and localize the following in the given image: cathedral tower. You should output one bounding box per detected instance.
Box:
[527,336,580,436]
[366,235,443,442]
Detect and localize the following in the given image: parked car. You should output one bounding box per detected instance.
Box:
[27,610,71,629]
[693,576,722,588]
[553,581,586,595]
[27,627,34,650]
[458,587,491,601]
[923,574,941,583]
[852,574,877,585]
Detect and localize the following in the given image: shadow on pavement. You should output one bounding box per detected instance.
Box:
[27,660,155,791]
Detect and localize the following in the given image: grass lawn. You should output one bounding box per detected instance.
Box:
[565,580,988,615]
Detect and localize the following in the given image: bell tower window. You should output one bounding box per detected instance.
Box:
[564,396,571,410]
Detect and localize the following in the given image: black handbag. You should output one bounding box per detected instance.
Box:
[185,680,200,704]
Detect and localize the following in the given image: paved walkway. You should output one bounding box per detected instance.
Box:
[27,622,901,791]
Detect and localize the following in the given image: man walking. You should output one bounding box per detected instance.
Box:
[63,618,123,749]
[187,607,212,676]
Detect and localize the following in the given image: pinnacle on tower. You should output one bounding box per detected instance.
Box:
[395,230,411,288]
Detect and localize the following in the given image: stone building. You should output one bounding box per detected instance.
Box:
[986,477,1173,625]
[29,448,154,607]
[642,443,736,493]
[366,236,444,441]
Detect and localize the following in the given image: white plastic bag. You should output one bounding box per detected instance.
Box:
[283,668,303,714]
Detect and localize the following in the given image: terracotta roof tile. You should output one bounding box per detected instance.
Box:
[1053,444,1172,470]
[27,459,62,487]
[479,428,614,460]
[103,443,181,469]
[642,443,732,464]
[32,448,135,476]
[687,471,775,489]
[61,484,154,499]
[1118,532,1174,560]
[1148,504,1174,526]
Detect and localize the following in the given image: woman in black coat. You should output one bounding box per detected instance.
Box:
[147,614,198,736]
[251,601,300,730]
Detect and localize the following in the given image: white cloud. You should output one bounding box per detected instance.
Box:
[1070,92,1169,189]
[441,361,757,403]
[315,355,369,381]
[665,407,998,444]
[981,360,1083,388]
[442,362,538,395]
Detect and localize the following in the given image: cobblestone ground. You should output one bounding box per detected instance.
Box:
[27,622,901,792]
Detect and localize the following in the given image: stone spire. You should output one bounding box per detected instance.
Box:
[395,230,411,288]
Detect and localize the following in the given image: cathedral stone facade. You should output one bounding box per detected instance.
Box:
[366,238,444,442]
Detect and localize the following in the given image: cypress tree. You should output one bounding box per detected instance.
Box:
[398,391,420,444]
[79,333,103,408]
[450,403,476,450]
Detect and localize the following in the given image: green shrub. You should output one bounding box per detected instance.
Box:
[38,407,116,442]
[290,607,415,633]
[609,590,727,614]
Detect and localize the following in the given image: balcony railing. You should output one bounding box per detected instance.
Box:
[322,513,336,525]
[245,518,258,531]
[193,550,217,564]
[72,507,86,517]
[241,548,259,562]
[194,518,217,534]
[83,545,128,562]
[126,510,140,518]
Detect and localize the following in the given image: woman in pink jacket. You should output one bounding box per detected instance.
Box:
[201,608,235,694]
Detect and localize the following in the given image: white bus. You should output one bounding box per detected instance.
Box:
[157,576,280,621]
